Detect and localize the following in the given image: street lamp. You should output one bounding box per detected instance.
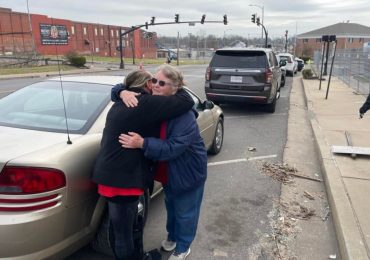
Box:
[249,4,264,40]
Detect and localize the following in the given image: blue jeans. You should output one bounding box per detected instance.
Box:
[163,184,205,253]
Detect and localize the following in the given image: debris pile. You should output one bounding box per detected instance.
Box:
[260,162,296,184]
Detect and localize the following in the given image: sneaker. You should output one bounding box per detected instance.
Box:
[161,239,176,252]
[168,248,191,260]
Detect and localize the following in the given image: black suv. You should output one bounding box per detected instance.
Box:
[205,48,283,113]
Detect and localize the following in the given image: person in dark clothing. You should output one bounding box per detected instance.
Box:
[92,69,194,260]
[116,65,207,260]
[359,93,370,118]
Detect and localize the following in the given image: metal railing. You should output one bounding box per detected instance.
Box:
[314,48,370,95]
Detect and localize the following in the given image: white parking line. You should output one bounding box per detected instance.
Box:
[225,113,286,119]
[207,154,277,166]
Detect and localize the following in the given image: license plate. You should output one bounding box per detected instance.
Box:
[230,76,243,83]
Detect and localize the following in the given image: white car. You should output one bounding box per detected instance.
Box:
[277,53,297,76]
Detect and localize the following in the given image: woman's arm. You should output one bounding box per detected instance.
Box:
[111,83,140,107]
[141,89,194,123]
[120,112,197,161]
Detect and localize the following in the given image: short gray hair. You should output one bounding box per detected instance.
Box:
[156,64,185,89]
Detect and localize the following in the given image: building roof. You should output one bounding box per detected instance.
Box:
[297,22,370,39]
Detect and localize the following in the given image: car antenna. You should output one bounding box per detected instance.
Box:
[52,17,72,144]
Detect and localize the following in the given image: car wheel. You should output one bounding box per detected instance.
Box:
[265,93,277,113]
[91,189,150,256]
[208,118,224,154]
[280,77,285,87]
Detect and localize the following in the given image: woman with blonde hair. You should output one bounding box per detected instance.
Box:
[92,69,194,260]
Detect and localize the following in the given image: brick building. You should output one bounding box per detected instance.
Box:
[296,22,370,57]
[0,7,157,58]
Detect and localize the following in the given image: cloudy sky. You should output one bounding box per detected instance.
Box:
[1,0,370,39]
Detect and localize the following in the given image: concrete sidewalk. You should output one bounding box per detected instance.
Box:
[302,76,370,260]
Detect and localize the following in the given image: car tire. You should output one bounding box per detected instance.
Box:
[208,118,224,155]
[265,93,277,113]
[91,189,150,256]
[280,77,285,87]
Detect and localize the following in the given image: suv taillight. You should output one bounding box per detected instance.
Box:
[205,66,211,81]
[0,166,66,194]
[265,68,273,84]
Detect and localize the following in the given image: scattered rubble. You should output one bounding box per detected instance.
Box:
[280,200,315,220]
[303,191,315,200]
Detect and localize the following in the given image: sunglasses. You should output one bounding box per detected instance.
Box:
[151,78,172,87]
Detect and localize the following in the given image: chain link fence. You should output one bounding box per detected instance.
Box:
[313,47,370,95]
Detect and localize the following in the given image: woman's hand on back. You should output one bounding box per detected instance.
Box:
[120,90,140,107]
[119,132,144,149]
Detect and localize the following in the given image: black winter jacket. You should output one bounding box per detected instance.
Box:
[92,86,194,189]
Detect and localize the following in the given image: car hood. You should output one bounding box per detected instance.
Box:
[0,126,79,171]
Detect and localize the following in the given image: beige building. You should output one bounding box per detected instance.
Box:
[296,22,370,57]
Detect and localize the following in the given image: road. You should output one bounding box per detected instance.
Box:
[0,65,338,259]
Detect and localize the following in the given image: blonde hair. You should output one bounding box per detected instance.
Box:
[156,64,185,89]
[125,70,152,89]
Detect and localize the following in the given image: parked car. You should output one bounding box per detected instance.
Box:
[277,53,297,76]
[295,57,305,71]
[0,76,224,259]
[205,47,283,113]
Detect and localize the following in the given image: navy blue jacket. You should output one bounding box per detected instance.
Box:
[142,110,207,194]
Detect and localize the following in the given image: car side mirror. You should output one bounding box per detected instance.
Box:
[279,60,287,67]
[204,100,214,110]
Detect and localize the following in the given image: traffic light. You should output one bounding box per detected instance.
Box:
[256,17,260,26]
[285,30,288,37]
[251,14,256,23]
[175,14,179,23]
[201,14,206,24]
[151,17,155,25]
[145,22,148,29]
[223,14,227,25]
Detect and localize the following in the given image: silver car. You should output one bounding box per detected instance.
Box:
[0,75,224,259]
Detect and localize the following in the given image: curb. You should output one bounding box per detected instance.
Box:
[301,78,369,260]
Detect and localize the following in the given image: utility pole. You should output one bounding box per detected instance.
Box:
[26,0,36,58]
[176,31,180,66]
[285,30,288,52]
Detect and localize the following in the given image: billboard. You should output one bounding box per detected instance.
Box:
[40,24,68,45]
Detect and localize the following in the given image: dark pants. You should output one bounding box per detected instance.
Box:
[107,196,140,260]
[163,184,205,253]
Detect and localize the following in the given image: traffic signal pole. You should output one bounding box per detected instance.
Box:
[119,15,228,69]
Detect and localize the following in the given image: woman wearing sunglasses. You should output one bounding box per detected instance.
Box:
[92,69,194,260]
[114,65,207,260]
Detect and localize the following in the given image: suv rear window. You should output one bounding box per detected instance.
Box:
[210,51,267,68]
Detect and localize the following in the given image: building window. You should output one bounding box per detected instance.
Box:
[71,26,75,35]
[100,28,104,36]
[347,38,354,43]
[116,30,119,37]
[303,39,308,43]
[316,38,321,43]
[359,38,363,43]
[111,29,114,37]
[117,40,119,46]
[83,27,87,35]
[94,28,98,36]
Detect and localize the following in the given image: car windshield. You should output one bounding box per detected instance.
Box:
[0,81,111,134]
[211,51,267,68]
